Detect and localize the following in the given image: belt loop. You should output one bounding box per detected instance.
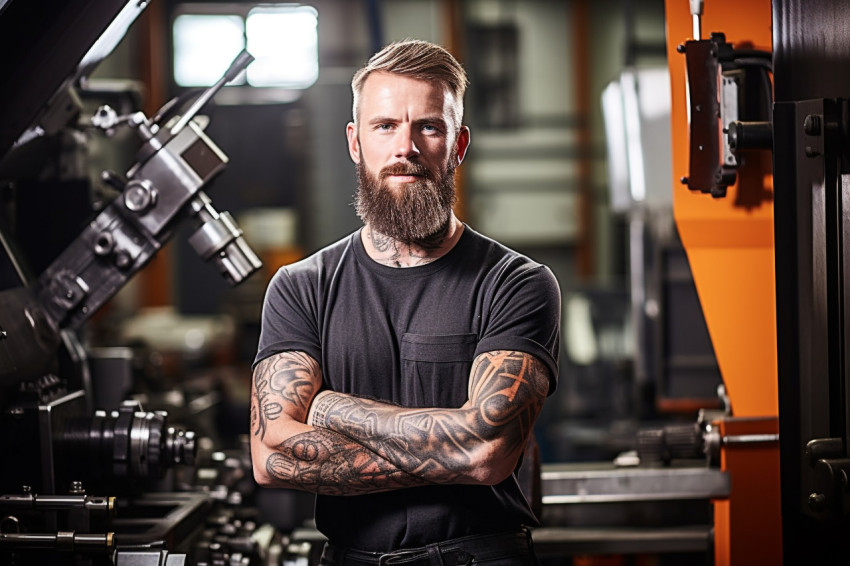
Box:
[426,543,444,566]
[522,526,540,566]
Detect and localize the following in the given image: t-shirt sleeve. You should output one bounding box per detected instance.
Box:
[474,263,561,394]
[253,265,323,369]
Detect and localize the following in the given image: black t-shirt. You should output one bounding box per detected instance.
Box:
[254,225,561,551]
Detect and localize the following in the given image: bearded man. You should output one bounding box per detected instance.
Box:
[251,39,561,566]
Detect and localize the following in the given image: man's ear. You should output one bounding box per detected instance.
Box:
[346,122,360,163]
[455,126,471,165]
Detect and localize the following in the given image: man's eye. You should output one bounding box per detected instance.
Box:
[377,124,393,131]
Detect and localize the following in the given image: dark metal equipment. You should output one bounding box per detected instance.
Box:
[773,0,850,562]
[0,1,270,564]
[1,47,260,384]
[678,32,773,198]
[669,1,850,561]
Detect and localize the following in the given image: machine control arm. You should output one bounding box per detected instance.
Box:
[32,51,261,331]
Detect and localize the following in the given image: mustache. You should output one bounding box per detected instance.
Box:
[379,162,430,180]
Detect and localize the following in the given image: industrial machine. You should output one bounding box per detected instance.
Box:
[665,1,780,564]
[537,1,850,565]
[664,0,850,564]
[0,1,273,564]
[6,1,850,565]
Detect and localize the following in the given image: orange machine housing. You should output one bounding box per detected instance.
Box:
[664,1,781,564]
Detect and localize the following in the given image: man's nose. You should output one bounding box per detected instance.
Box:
[395,126,420,158]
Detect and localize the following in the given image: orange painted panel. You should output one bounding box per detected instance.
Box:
[713,417,782,566]
[664,0,777,418]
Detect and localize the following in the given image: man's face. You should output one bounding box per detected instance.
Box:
[347,71,470,245]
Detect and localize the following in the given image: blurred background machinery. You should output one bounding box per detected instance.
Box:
[0,1,278,564]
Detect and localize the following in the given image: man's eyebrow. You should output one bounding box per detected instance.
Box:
[414,117,448,127]
[366,115,397,125]
[365,116,448,125]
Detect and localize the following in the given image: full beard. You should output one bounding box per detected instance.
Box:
[353,159,457,249]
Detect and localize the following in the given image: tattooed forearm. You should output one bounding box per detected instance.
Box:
[252,353,320,441]
[265,428,434,495]
[309,351,549,483]
[252,351,427,495]
[310,395,477,480]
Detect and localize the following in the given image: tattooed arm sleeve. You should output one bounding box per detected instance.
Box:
[251,351,436,495]
[307,350,550,486]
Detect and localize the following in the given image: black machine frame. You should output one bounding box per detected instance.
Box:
[774,0,850,563]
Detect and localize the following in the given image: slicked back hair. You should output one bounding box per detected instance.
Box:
[351,39,468,131]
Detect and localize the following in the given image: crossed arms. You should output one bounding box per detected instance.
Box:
[250,349,550,496]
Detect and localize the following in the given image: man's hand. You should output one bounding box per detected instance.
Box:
[307,350,550,485]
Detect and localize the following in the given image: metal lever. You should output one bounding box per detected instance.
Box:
[690,0,704,40]
[169,49,255,136]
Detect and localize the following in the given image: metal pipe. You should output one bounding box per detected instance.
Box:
[723,433,780,445]
[0,493,114,512]
[0,531,114,551]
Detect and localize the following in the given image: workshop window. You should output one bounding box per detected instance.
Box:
[172,5,318,89]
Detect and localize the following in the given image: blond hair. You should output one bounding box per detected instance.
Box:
[351,39,468,130]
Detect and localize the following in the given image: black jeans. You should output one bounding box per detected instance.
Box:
[319,529,539,566]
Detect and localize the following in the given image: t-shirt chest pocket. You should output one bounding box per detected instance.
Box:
[400,333,477,408]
